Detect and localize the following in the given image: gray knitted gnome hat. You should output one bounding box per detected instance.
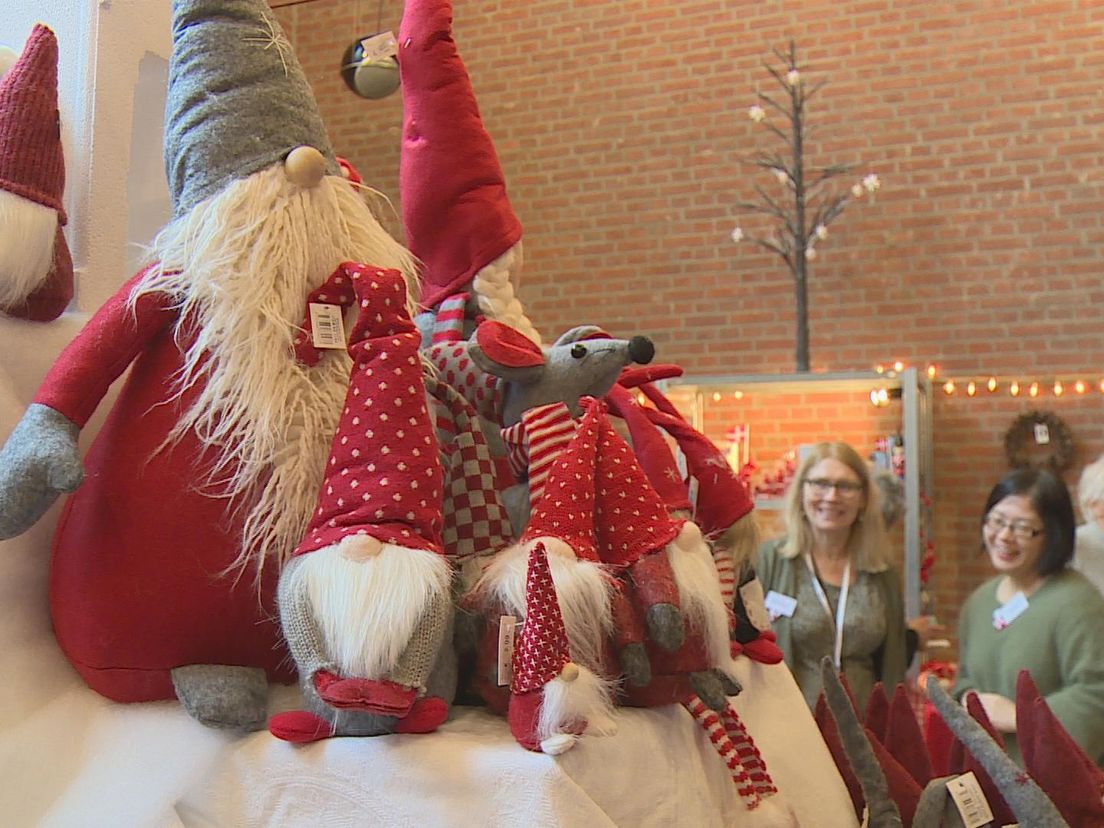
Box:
[165,0,339,217]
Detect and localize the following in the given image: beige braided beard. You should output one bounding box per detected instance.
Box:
[133,166,419,586]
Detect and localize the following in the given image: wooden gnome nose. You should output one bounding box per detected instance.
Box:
[284,146,327,188]
[559,662,580,683]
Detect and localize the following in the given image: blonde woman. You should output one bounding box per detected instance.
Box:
[756,442,908,709]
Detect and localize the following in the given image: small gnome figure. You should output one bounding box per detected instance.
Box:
[508,541,613,755]
[269,263,453,742]
[471,397,617,714]
[0,23,73,321]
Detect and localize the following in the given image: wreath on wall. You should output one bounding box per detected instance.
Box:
[1003,410,1075,473]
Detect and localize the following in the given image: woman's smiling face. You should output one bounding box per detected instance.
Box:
[801,457,865,533]
[983,494,1045,582]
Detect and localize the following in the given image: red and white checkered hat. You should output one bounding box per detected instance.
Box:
[294,263,444,557]
[519,398,601,562]
[510,541,571,694]
[398,0,522,311]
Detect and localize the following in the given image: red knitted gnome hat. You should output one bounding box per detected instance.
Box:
[593,408,681,569]
[0,24,73,322]
[604,384,693,514]
[1016,670,1104,825]
[398,0,522,311]
[510,541,572,694]
[293,263,444,557]
[0,24,65,220]
[518,398,601,562]
[637,387,754,538]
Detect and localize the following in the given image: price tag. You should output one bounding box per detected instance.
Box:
[992,591,1029,631]
[309,303,346,349]
[947,771,995,828]
[359,31,398,62]
[497,615,518,686]
[763,590,797,620]
[1033,423,1050,445]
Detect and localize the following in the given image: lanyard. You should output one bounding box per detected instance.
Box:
[803,553,850,671]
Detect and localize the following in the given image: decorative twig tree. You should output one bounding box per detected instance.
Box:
[731,41,879,372]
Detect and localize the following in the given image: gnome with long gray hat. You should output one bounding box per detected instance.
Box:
[0,0,421,730]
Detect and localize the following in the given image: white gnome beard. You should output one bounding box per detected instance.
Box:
[537,664,617,745]
[475,537,613,673]
[134,166,419,584]
[0,190,58,308]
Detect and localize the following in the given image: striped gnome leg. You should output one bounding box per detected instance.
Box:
[276,263,453,735]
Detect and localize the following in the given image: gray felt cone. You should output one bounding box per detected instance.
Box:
[165,0,339,217]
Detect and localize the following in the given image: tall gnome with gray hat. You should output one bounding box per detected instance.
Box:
[0,0,419,730]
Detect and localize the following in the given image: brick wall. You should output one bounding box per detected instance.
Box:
[273,0,1104,650]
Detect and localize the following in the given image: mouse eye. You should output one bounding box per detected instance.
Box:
[570,343,587,359]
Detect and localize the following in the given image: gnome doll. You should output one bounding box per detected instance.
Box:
[0,24,73,321]
[508,541,612,755]
[269,263,453,742]
[632,379,783,665]
[0,0,420,730]
[399,0,538,347]
[471,398,618,729]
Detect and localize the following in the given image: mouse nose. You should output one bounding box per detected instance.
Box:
[628,336,655,364]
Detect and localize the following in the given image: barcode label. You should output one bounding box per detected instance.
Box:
[497,615,517,686]
[309,303,346,349]
[947,772,995,828]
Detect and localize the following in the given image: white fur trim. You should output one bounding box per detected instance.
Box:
[132,167,420,585]
[537,663,617,746]
[286,539,451,678]
[0,190,57,307]
[474,537,613,672]
[667,522,740,677]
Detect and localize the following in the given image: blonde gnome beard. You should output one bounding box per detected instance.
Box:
[133,167,419,584]
[0,190,58,308]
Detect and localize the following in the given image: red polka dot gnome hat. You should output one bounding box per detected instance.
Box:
[510,541,573,695]
[0,23,73,322]
[518,397,601,562]
[591,403,681,569]
[398,0,522,313]
[604,383,692,514]
[293,263,444,558]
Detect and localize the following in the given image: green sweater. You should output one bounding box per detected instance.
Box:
[952,569,1104,765]
[756,539,909,710]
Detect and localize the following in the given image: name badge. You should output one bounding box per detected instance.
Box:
[764,590,797,620]
[992,591,1029,631]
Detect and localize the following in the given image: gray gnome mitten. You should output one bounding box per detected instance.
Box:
[0,403,83,538]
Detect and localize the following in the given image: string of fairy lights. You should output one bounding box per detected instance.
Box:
[876,362,1104,401]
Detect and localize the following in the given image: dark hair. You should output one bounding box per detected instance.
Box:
[982,468,1075,576]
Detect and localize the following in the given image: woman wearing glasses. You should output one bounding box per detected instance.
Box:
[756,441,908,710]
[953,467,1104,764]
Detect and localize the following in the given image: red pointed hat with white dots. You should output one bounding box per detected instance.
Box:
[511,541,572,694]
[293,262,444,557]
[519,397,601,562]
[593,410,681,569]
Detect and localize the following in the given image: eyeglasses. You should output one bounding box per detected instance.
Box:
[803,478,864,497]
[983,513,1043,541]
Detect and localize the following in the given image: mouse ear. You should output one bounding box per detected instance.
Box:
[472,320,543,369]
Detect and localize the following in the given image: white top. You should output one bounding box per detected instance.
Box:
[1073,521,1104,597]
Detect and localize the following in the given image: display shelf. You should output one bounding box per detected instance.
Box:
[660,369,934,619]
